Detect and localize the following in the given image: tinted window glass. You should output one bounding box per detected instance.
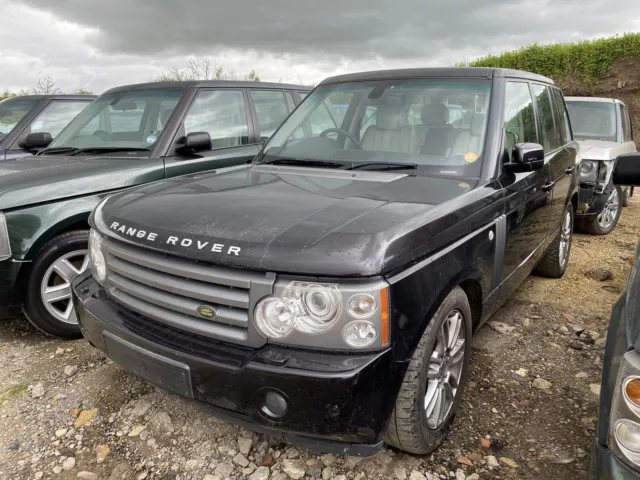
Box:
[532,84,560,151]
[0,100,37,138]
[50,90,184,149]
[621,104,633,142]
[551,89,572,145]
[565,101,617,142]
[503,82,537,160]
[184,90,248,149]
[155,98,182,133]
[251,90,289,140]
[27,101,90,138]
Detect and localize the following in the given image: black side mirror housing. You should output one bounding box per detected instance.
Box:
[177,132,212,154]
[504,142,545,173]
[613,153,640,186]
[19,132,53,150]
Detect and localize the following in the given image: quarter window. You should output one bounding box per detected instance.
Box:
[621,104,633,142]
[531,84,561,151]
[184,90,249,149]
[551,89,572,145]
[250,90,289,140]
[503,82,537,161]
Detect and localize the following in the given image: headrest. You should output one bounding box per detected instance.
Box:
[376,104,406,130]
[421,103,450,126]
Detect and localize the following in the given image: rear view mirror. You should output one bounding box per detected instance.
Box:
[504,143,545,173]
[177,132,212,154]
[19,132,52,150]
[111,100,138,111]
[613,153,640,186]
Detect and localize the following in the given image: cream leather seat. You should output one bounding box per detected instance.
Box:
[361,104,411,153]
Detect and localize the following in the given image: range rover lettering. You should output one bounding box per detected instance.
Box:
[73,68,579,455]
[0,81,310,337]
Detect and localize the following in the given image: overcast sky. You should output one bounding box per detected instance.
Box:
[2,0,640,94]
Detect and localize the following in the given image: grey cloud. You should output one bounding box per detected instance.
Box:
[18,0,640,62]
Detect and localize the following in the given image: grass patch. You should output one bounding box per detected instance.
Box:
[0,382,29,401]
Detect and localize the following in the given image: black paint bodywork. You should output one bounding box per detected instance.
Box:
[74,68,579,454]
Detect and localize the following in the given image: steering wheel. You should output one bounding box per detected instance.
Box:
[319,128,362,149]
[93,130,113,141]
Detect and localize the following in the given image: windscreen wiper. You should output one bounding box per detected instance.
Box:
[39,147,80,155]
[348,162,417,171]
[261,158,347,169]
[68,147,150,156]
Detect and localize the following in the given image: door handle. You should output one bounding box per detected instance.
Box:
[542,182,554,192]
[565,166,575,175]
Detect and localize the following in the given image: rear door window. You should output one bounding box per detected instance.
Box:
[531,84,561,152]
[551,88,572,145]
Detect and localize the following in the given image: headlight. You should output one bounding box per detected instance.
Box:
[0,212,11,261]
[610,351,640,471]
[254,280,389,350]
[579,160,598,182]
[89,228,106,285]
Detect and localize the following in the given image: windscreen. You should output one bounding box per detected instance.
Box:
[261,79,491,176]
[566,101,617,142]
[0,99,38,139]
[49,90,184,150]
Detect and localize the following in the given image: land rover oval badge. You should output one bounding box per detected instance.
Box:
[197,305,216,319]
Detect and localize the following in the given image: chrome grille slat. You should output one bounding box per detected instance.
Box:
[108,256,249,309]
[102,236,275,348]
[108,287,248,343]
[105,239,261,289]
[109,272,248,328]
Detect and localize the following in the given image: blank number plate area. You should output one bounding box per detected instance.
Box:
[103,332,193,397]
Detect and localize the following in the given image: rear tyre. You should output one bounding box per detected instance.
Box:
[384,287,472,454]
[582,184,622,235]
[534,202,573,278]
[22,231,89,338]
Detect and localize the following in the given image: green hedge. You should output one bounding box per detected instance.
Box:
[459,33,640,88]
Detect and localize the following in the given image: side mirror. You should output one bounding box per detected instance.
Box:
[19,132,52,150]
[177,132,212,154]
[613,153,640,186]
[504,143,545,173]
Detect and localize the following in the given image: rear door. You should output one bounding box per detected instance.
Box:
[532,84,575,229]
[163,88,260,178]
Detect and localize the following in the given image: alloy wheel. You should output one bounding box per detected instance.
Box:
[40,250,89,325]
[597,188,620,230]
[559,209,572,268]
[425,309,466,429]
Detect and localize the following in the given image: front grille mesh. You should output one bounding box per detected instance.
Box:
[103,237,273,347]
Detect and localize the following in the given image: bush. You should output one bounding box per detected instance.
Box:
[459,33,640,89]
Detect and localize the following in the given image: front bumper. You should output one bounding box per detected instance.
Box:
[577,183,610,216]
[590,440,640,479]
[0,259,27,315]
[72,272,401,456]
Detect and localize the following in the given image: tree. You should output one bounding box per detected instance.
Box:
[32,76,62,95]
[73,88,94,95]
[155,56,260,83]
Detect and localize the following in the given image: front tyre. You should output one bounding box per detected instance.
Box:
[582,184,622,235]
[23,231,89,338]
[534,202,573,278]
[622,186,631,207]
[384,287,472,454]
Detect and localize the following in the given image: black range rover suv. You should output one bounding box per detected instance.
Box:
[72,68,579,455]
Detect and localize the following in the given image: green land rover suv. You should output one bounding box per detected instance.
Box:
[0,80,311,338]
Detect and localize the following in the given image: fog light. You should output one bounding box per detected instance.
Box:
[261,391,288,419]
[343,320,377,348]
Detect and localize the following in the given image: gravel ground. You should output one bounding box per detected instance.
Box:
[1,201,638,480]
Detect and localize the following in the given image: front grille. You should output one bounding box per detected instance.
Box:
[103,237,274,347]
